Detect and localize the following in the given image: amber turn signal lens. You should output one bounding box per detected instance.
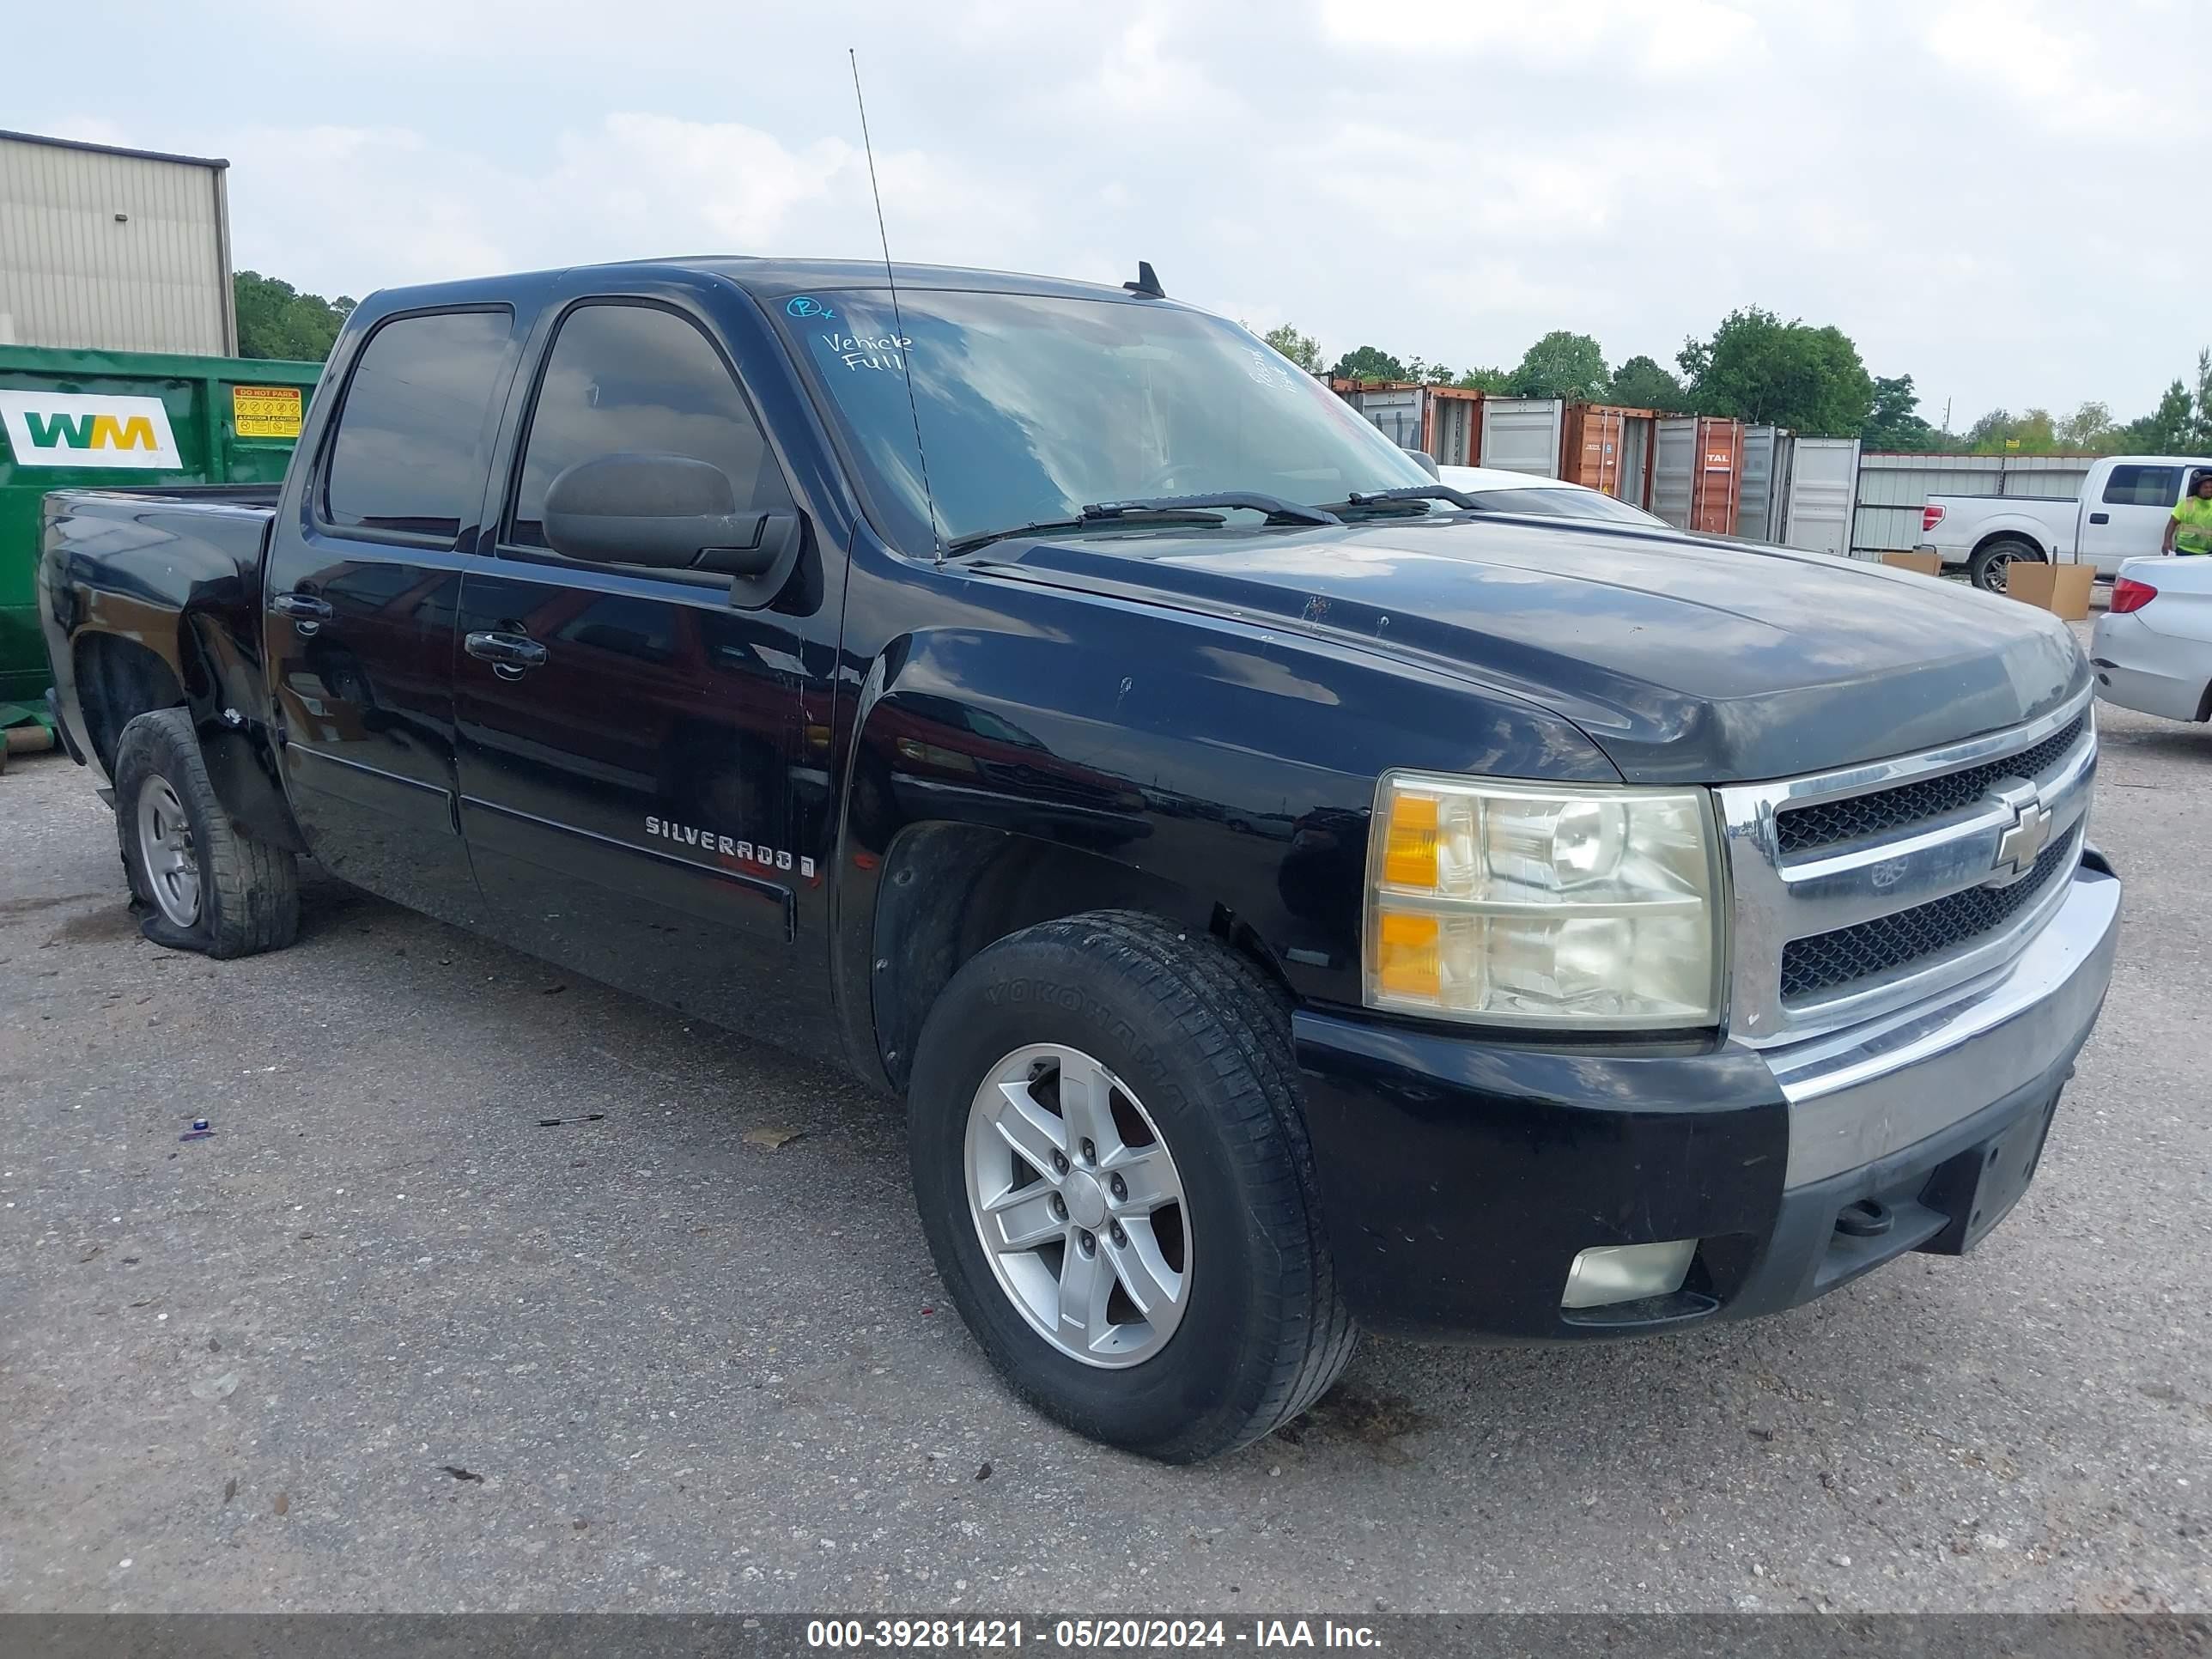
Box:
[1375,911,1441,1000]
[1383,793,1440,889]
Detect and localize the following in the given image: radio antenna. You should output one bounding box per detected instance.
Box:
[849,48,941,559]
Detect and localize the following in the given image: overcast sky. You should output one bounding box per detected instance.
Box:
[19,0,2199,428]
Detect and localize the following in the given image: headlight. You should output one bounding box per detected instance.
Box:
[1364,772,1724,1028]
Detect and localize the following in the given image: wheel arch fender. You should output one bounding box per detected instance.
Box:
[828,603,1615,1089]
[1971,526,2051,562]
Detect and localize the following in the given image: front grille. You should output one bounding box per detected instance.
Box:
[1774,715,2085,857]
[1779,834,2078,1002]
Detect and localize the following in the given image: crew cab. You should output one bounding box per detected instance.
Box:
[1919,453,2212,591]
[37,258,2121,1462]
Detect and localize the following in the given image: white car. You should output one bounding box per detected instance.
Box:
[1436,465,1668,527]
[2088,556,2212,724]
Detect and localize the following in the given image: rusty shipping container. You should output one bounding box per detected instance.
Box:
[1332,380,1482,466]
[1559,403,1657,504]
[1650,416,1744,535]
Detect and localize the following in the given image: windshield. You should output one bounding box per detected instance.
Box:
[774,289,1434,549]
[1468,486,1663,526]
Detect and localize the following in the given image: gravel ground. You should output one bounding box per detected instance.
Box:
[2,669,2208,1615]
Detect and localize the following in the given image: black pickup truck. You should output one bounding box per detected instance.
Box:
[37,258,2119,1462]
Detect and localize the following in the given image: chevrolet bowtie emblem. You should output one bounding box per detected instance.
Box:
[1990,783,2052,885]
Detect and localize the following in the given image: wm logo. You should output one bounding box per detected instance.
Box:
[0,391,180,470]
[24,410,161,452]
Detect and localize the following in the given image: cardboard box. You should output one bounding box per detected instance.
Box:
[1881,552,1942,576]
[2008,562,2095,621]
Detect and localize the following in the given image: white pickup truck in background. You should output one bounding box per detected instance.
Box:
[1918,453,2212,592]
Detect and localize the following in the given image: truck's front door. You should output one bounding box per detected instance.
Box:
[452,289,840,1041]
[2081,462,2184,573]
[264,304,517,926]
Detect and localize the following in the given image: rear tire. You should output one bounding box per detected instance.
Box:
[907,910,1354,1462]
[113,709,299,958]
[1969,536,2041,593]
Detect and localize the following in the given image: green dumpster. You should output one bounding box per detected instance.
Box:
[0,344,324,708]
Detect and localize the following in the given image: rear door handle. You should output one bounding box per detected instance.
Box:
[465,630,549,678]
[2087,512,2111,525]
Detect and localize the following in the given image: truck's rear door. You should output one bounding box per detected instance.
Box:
[2079,462,2184,573]
[264,304,518,926]
[449,279,841,1041]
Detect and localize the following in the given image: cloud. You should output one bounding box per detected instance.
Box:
[1919,0,2201,139]
[16,0,2203,424]
[542,117,855,252]
[1322,0,1766,77]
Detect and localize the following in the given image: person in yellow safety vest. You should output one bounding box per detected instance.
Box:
[2166,469,2212,556]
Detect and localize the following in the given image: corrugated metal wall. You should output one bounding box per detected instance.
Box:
[1344,386,1424,450]
[1429,394,1477,467]
[1782,438,1860,557]
[1560,404,1653,501]
[1851,453,2094,555]
[1480,398,1565,477]
[1651,416,1743,534]
[0,134,233,356]
[1738,425,1787,544]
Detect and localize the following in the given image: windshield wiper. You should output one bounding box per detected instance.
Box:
[1084,492,1342,526]
[1323,485,1482,517]
[947,507,1224,556]
[945,492,1341,557]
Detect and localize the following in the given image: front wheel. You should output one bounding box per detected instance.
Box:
[906,910,1354,1462]
[1969,537,2042,593]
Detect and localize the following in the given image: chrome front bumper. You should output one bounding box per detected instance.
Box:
[1763,859,2120,1188]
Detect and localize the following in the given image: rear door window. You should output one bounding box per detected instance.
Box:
[2102,465,2181,507]
[507,301,790,552]
[322,308,513,541]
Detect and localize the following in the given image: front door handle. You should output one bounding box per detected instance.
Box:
[2088,512,2111,525]
[465,630,550,678]
[270,591,333,635]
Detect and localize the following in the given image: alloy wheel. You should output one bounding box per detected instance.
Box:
[963,1043,1192,1368]
[135,777,200,927]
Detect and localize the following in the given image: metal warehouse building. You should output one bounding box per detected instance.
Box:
[0,130,236,356]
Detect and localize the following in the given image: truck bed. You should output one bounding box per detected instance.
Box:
[1926,491,2073,503]
[38,487,278,772]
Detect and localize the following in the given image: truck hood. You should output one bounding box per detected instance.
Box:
[983,516,2088,784]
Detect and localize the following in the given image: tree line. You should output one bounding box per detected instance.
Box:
[1264,313,2212,457]
[235,266,2209,460]
[234,271,356,361]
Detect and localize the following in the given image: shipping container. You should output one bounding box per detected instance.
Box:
[1779,437,1861,558]
[1850,453,2096,556]
[1334,380,1482,466]
[1738,425,1790,544]
[1,130,235,356]
[0,343,322,703]
[1650,416,1743,536]
[1559,403,1656,503]
[1424,386,1480,468]
[1479,398,1565,477]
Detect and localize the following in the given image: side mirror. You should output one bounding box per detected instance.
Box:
[541,453,788,577]
[1401,446,1441,480]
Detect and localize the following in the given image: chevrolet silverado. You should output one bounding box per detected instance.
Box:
[37,258,2120,1461]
